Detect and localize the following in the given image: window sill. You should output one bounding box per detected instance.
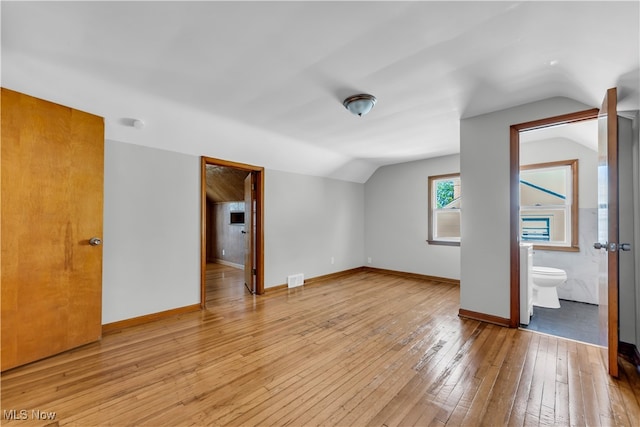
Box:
[530,244,579,252]
[427,240,460,247]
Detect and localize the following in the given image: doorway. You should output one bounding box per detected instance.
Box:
[516,117,600,344]
[509,101,626,378]
[200,157,264,308]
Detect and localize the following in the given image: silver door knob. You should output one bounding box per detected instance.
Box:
[593,242,607,250]
[89,237,102,246]
[619,243,632,251]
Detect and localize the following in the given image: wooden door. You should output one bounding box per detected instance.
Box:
[1,88,104,371]
[244,173,256,294]
[595,87,619,377]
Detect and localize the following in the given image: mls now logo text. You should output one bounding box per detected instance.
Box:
[3,409,57,421]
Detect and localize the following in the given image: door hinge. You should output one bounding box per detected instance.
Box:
[252,268,257,275]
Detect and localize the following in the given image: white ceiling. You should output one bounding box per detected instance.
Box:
[2,1,638,182]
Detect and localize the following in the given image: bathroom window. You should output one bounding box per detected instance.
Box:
[428,173,461,246]
[520,159,578,251]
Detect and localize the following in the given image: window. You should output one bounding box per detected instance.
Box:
[230,211,245,225]
[428,173,461,246]
[520,159,578,250]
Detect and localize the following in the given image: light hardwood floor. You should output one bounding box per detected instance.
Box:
[1,265,639,426]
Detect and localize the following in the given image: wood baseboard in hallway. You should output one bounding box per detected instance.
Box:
[1,270,639,426]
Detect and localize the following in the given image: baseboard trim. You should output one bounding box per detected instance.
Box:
[458,308,510,327]
[268,266,458,290]
[266,283,288,292]
[268,267,367,290]
[363,267,460,285]
[305,267,367,286]
[619,341,640,369]
[213,259,244,269]
[102,304,201,334]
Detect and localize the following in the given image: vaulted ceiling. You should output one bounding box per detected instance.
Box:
[2,1,638,183]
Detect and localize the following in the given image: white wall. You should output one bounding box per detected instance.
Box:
[103,140,201,324]
[364,154,461,280]
[103,143,366,322]
[264,170,365,287]
[459,97,593,319]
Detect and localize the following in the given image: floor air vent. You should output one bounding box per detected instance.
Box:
[287,273,304,288]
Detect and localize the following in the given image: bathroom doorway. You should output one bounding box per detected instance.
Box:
[509,108,604,346]
[510,91,636,379]
[518,118,601,344]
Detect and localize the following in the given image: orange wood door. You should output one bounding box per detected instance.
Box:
[243,173,255,294]
[1,88,104,371]
[596,87,619,377]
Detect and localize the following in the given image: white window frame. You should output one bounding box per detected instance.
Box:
[520,159,579,251]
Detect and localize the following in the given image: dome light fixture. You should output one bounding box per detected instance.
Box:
[343,94,377,117]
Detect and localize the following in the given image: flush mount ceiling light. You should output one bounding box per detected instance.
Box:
[343,94,377,117]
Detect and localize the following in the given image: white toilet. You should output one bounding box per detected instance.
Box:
[531,266,566,309]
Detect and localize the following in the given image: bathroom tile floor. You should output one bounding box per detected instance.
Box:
[523,299,600,345]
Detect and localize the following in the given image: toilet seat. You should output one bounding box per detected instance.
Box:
[533,266,566,276]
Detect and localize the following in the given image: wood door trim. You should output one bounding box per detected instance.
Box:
[509,108,599,328]
[244,173,255,294]
[603,88,619,377]
[200,156,265,307]
[511,108,600,132]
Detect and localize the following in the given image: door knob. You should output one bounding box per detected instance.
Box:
[593,242,607,250]
[89,237,102,246]
[619,243,632,251]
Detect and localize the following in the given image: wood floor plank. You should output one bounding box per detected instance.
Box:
[523,334,549,425]
[479,329,531,426]
[431,323,492,424]
[566,340,586,427]
[539,337,559,425]
[1,265,638,427]
[289,290,454,426]
[617,359,640,425]
[365,319,482,427]
[507,331,541,427]
[577,337,603,426]
[554,338,570,426]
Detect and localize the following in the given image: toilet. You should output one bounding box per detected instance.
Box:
[531,266,566,309]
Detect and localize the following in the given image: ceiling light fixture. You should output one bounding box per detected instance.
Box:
[343,94,377,117]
